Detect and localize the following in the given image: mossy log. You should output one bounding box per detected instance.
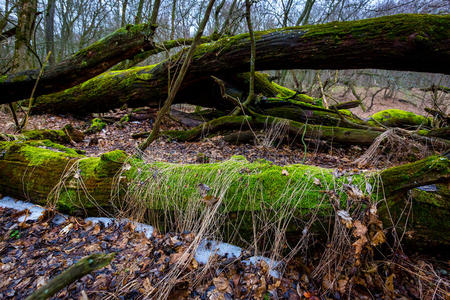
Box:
[367,109,432,129]
[0,125,84,144]
[30,14,450,115]
[139,115,382,145]
[0,26,212,104]
[0,140,449,245]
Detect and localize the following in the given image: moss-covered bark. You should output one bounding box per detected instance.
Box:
[0,140,127,214]
[0,125,84,145]
[30,14,450,115]
[0,23,165,104]
[381,183,450,248]
[368,109,432,129]
[0,140,448,245]
[153,114,382,145]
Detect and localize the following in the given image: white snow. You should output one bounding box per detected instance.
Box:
[85,217,115,227]
[194,240,280,277]
[52,213,68,225]
[84,217,154,238]
[243,256,281,278]
[0,197,46,222]
[130,220,154,239]
[194,240,242,264]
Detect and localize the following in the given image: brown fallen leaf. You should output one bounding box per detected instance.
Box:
[353,220,368,238]
[371,230,386,246]
[213,276,231,293]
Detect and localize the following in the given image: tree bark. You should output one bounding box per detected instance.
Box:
[0,23,159,104]
[12,0,37,71]
[26,14,450,115]
[26,253,115,300]
[44,0,56,65]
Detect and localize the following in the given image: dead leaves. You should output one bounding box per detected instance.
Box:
[352,220,369,265]
[213,276,232,293]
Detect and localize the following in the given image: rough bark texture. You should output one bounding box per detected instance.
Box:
[28,14,450,115]
[0,141,448,245]
[12,0,37,72]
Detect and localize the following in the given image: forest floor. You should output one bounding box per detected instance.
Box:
[1,204,449,300]
[0,89,449,299]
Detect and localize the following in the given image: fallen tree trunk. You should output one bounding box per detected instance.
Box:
[0,140,448,245]
[136,114,382,145]
[26,253,115,300]
[30,14,450,115]
[0,24,212,104]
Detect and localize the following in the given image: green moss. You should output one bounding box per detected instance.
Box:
[123,155,370,213]
[120,115,130,123]
[338,109,352,116]
[3,140,81,165]
[384,182,450,246]
[368,109,431,128]
[22,129,68,143]
[86,118,107,134]
[11,74,29,82]
[417,129,429,135]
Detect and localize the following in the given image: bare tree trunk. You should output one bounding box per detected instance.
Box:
[121,0,129,27]
[134,0,145,24]
[44,0,55,65]
[213,0,226,35]
[12,0,37,71]
[220,0,237,35]
[233,0,256,115]
[170,0,177,39]
[296,0,315,26]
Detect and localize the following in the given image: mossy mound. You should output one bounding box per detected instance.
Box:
[85,118,107,134]
[368,109,431,128]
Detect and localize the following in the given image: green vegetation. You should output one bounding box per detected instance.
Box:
[368,109,432,128]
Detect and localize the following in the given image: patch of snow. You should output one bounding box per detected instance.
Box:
[243,256,281,278]
[417,184,437,192]
[85,217,154,238]
[132,222,154,238]
[120,218,154,238]
[195,240,242,265]
[85,217,115,227]
[52,214,68,225]
[0,197,46,222]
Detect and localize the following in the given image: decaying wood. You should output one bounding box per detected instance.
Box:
[0,140,448,246]
[26,253,115,300]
